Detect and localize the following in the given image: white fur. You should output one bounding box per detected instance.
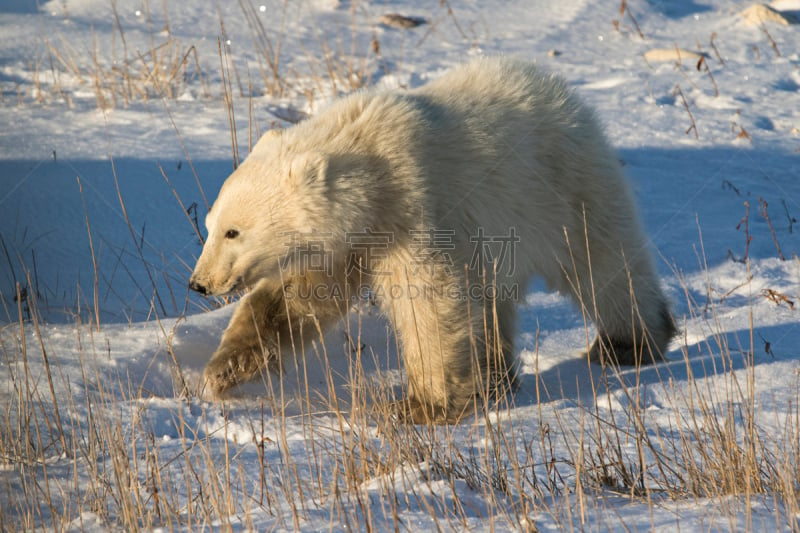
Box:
[190,57,675,423]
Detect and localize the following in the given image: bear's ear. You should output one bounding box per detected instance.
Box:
[289,151,328,185]
[250,128,283,157]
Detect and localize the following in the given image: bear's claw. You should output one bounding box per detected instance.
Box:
[200,339,279,399]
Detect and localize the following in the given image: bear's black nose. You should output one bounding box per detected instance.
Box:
[189,280,207,295]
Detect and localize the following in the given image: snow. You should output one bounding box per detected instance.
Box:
[1,0,799,530]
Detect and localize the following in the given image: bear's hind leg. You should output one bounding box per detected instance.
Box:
[585,266,676,367]
[588,297,676,366]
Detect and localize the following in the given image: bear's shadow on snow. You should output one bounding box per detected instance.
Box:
[514,321,794,412]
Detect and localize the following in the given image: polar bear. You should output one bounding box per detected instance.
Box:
[189,57,676,424]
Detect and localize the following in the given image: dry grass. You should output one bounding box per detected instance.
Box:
[2,236,799,531]
[2,2,799,531]
[38,14,208,109]
[22,0,385,111]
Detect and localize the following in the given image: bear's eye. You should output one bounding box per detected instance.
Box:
[224,229,240,239]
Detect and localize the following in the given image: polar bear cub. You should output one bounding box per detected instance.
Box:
[189,57,675,424]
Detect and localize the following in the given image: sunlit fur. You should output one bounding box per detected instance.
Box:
[190,57,676,423]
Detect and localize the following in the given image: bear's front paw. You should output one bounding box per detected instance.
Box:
[200,340,279,400]
[200,356,244,400]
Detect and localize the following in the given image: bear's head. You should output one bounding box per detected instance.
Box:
[189,131,332,297]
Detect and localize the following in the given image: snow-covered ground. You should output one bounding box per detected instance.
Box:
[1,0,799,530]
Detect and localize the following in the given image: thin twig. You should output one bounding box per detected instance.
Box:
[672,85,698,139]
[695,55,718,97]
[759,24,781,57]
[77,177,101,331]
[218,37,239,169]
[728,201,752,263]
[617,0,645,39]
[709,32,725,65]
[759,197,785,260]
[781,199,795,234]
